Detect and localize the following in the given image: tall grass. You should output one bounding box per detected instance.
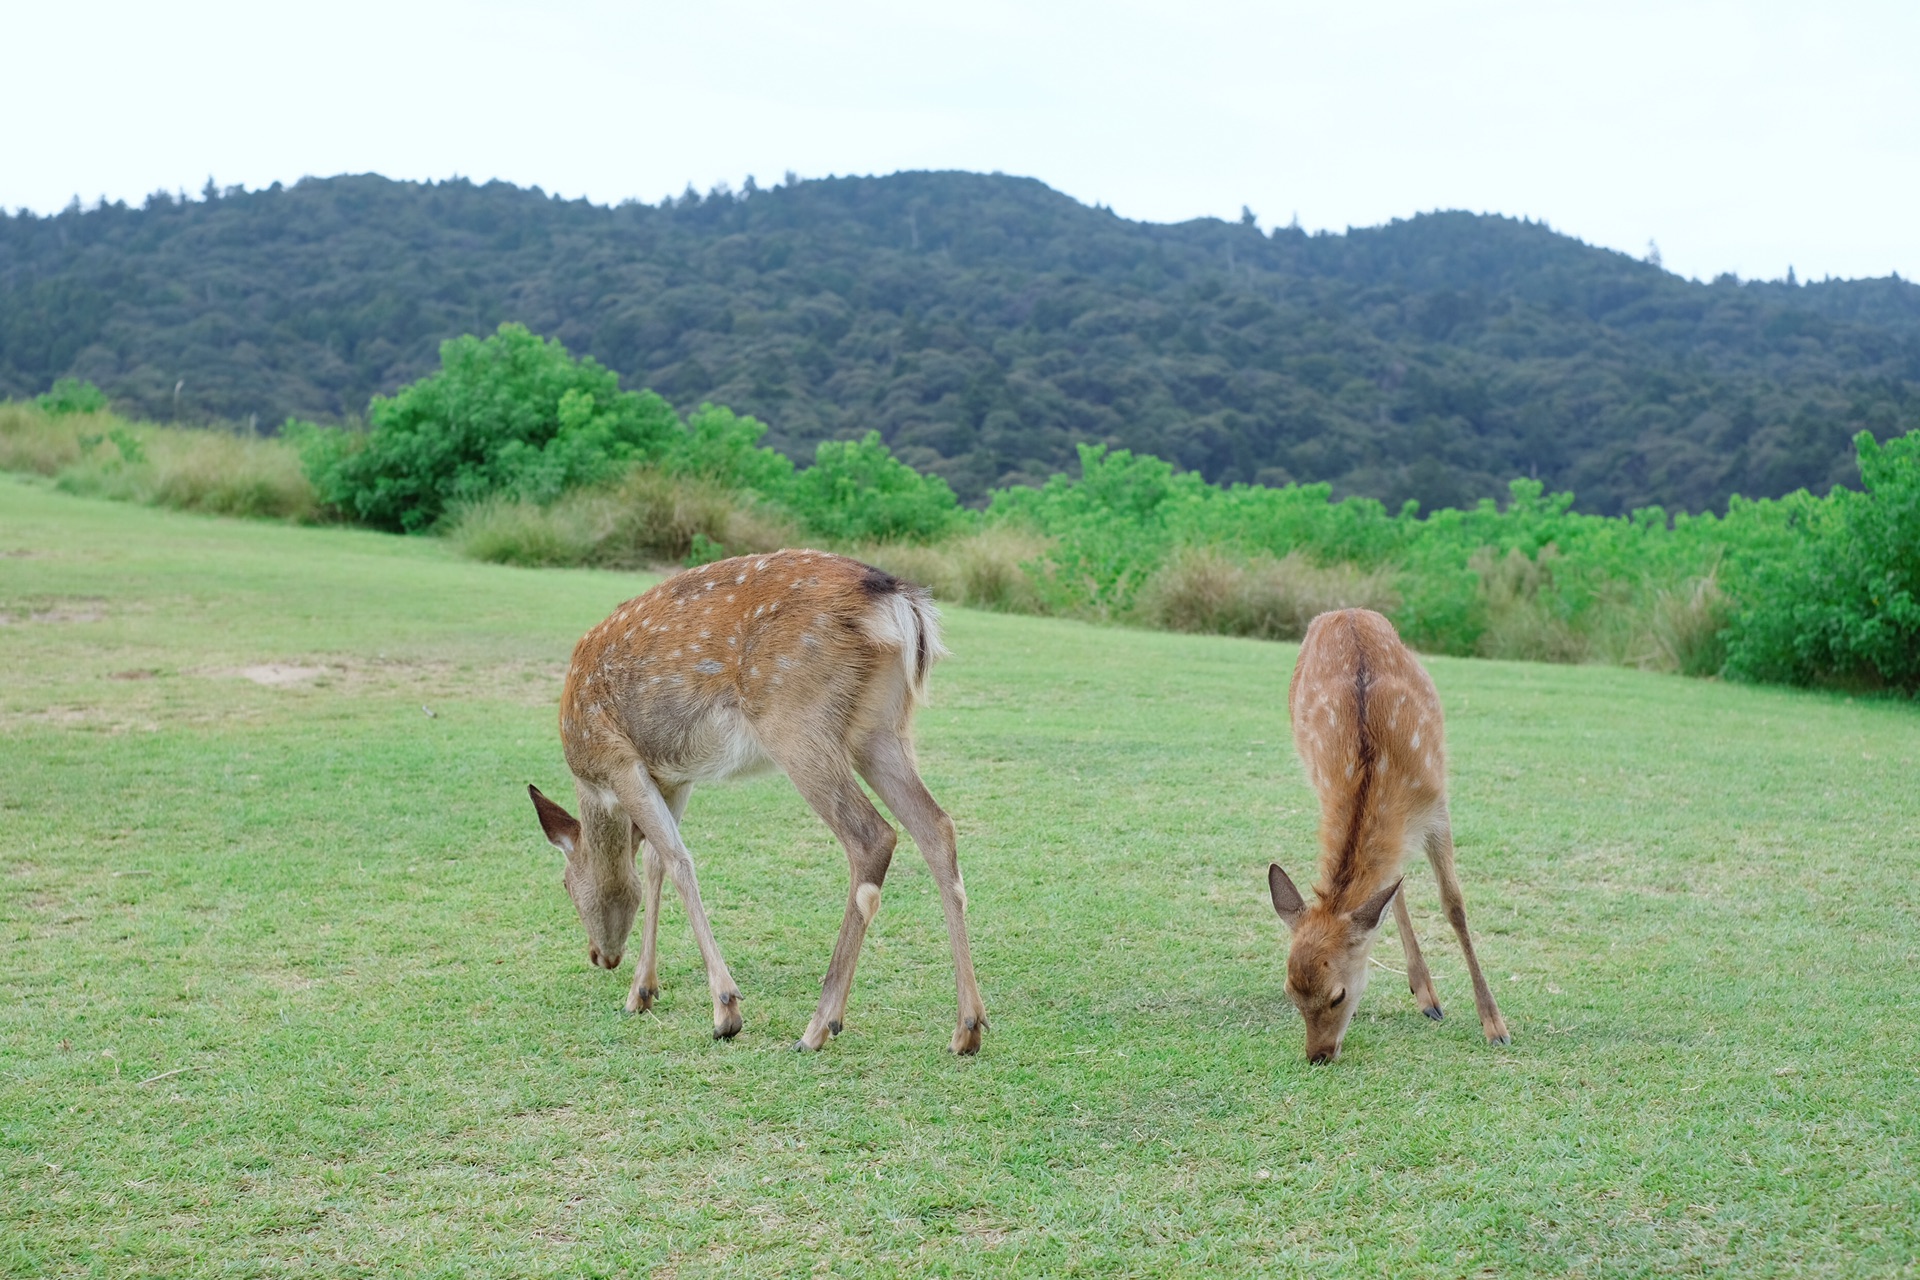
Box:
[857,527,1051,612]
[1134,547,1401,641]
[0,403,316,521]
[445,467,802,569]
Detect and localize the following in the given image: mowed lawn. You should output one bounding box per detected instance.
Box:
[2,475,1917,1279]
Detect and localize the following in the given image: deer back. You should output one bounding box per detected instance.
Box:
[1287,608,1447,909]
[560,550,944,787]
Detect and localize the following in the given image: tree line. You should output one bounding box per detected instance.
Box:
[3,170,1918,514]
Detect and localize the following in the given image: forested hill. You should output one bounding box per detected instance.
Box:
[4,171,1918,513]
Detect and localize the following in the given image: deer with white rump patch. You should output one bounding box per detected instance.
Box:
[527,550,987,1054]
[1268,608,1510,1062]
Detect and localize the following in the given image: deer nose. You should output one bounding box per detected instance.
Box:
[589,945,621,970]
[1309,1048,1336,1065]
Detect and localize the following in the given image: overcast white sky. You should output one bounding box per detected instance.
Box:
[5,0,1914,282]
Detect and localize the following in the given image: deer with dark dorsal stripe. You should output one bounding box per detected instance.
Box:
[528,549,987,1054]
[1269,608,1510,1062]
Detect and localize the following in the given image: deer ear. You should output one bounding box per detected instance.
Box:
[1351,877,1402,931]
[1269,863,1306,929]
[528,784,581,855]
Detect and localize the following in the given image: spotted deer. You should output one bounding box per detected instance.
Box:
[527,550,987,1054]
[1268,608,1510,1062]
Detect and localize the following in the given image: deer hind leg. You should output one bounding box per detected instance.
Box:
[1391,890,1445,1021]
[857,729,987,1056]
[612,768,742,1039]
[783,757,898,1052]
[626,783,688,1015]
[1424,809,1511,1045]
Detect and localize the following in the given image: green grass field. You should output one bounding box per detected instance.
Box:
[3,473,1917,1277]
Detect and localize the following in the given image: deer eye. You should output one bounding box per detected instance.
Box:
[1328,988,1346,1008]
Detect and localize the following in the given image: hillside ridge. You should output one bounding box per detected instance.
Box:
[4,170,1917,512]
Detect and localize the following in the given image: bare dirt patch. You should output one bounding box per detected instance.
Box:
[0,599,108,625]
[8,706,161,734]
[220,664,333,687]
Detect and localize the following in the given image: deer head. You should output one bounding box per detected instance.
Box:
[530,783,642,971]
[1269,862,1400,1063]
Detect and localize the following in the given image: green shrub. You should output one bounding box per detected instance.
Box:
[35,378,110,416]
[665,404,796,495]
[1724,430,1920,693]
[782,431,964,543]
[301,323,680,532]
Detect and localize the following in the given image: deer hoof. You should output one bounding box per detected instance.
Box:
[713,998,743,1040]
[1488,1032,1512,1047]
[949,1015,984,1056]
[1422,1004,1445,1021]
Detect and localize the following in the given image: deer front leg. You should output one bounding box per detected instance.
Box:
[1424,812,1510,1046]
[786,764,896,1052]
[626,785,687,1015]
[626,836,666,1014]
[614,769,742,1039]
[858,731,987,1056]
[1391,889,1444,1021]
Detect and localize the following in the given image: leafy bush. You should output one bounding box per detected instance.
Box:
[35,378,110,416]
[1724,430,1920,692]
[783,431,964,543]
[664,404,796,495]
[301,323,680,532]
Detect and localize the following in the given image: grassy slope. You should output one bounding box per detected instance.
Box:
[2,474,1916,1278]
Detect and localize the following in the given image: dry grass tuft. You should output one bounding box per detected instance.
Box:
[856,526,1051,611]
[1469,544,1589,663]
[1,404,316,520]
[447,467,802,569]
[1134,546,1400,640]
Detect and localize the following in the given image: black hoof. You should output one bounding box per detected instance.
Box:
[1489,1033,1512,1047]
[827,1020,842,1036]
[1423,1005,1445,1021]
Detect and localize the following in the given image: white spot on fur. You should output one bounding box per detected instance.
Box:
[735,573,747,584]
[1410,730,1421,749]
[856,883,881,923]
[693,659,724,674]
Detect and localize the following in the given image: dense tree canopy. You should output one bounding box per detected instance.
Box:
[4,171,1917,513]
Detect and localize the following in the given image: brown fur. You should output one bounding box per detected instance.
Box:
[1270,608,1510,1061]
[530,549,987,1054]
